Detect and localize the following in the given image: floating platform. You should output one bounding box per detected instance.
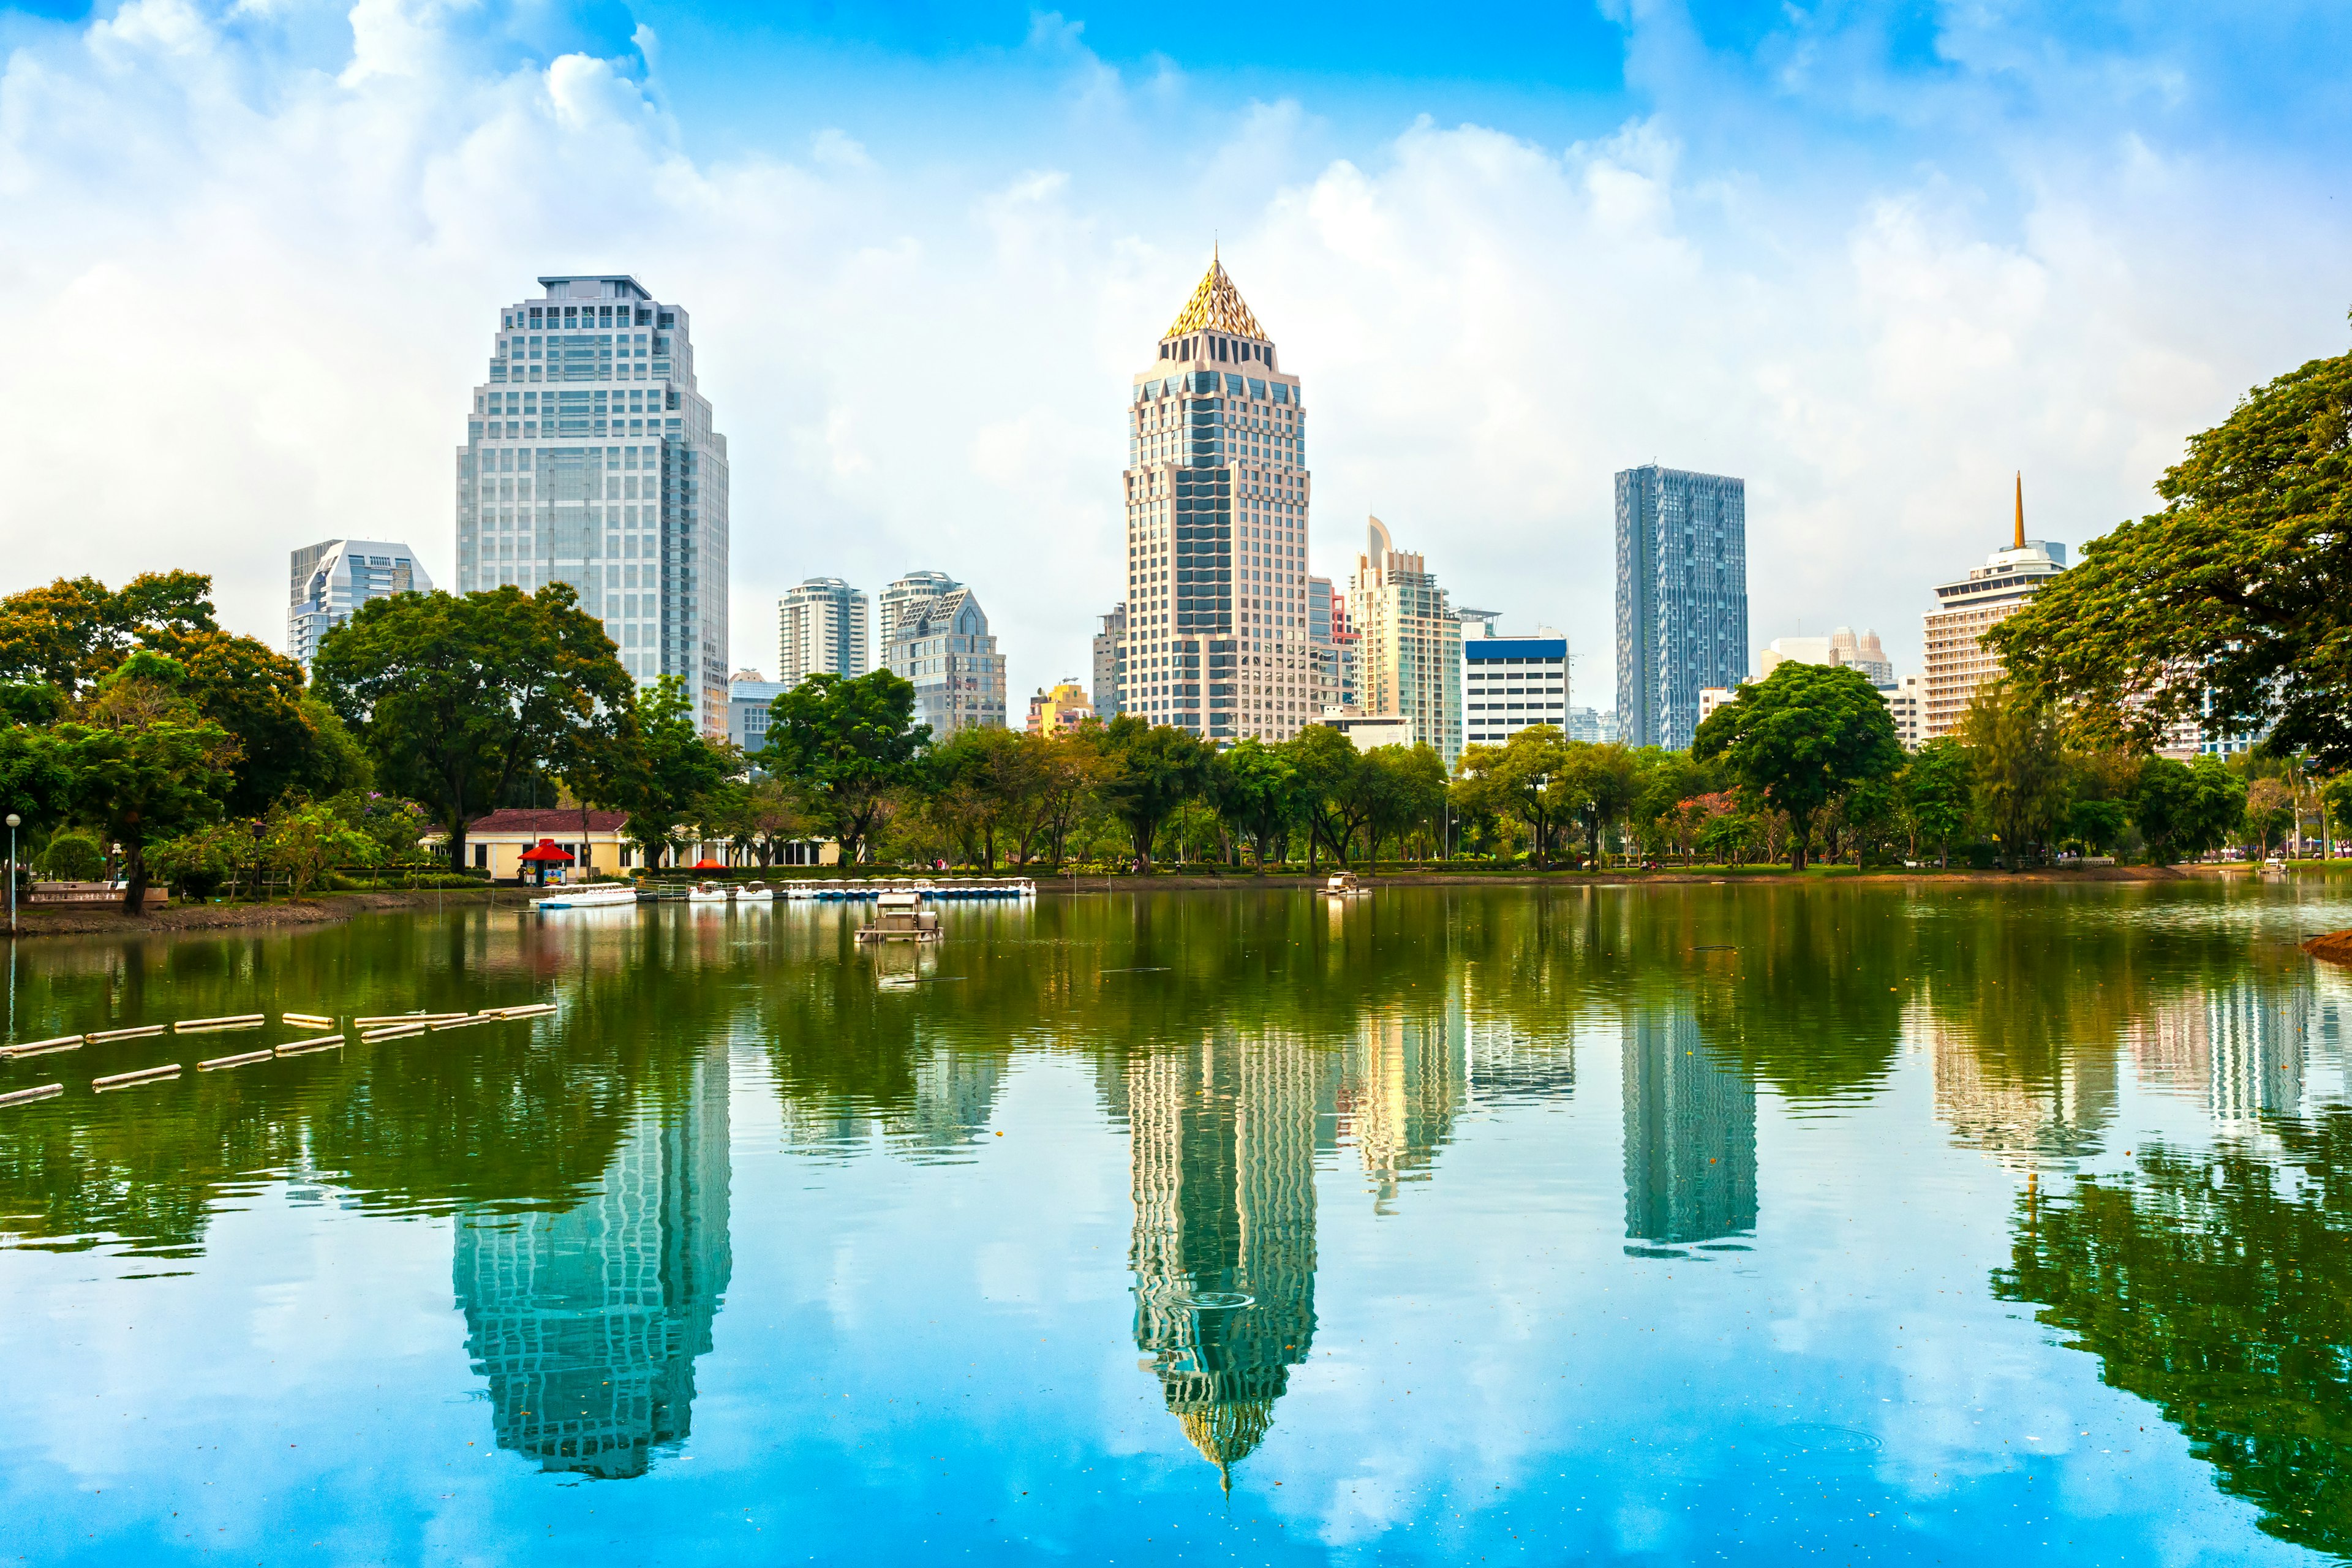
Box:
[782,879,1035,902]
[274,1036,345,1057]
[94,1063,181,1092]
[1,1035,83,1060]
[175,1014,266,1034]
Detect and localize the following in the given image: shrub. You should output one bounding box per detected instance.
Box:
[37,831,107,881]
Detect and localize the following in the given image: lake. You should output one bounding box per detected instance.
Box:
[2,880,2350,1565]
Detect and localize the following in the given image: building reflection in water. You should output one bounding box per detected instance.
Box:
[1622,1005,1757,1249]
[2125,974,2311,1132]
[1123,1033,1325,1489]
[451,1041,732,1479]
[1924,997,2116,1170]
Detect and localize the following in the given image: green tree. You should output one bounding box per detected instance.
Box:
[1988,344,2352,767]
[614,677,733,870]
[53,717,235,911]
[2244,777,2296,858]
[1559,742,1640,866]
[149,627,366,813]
[311,586,635,872]
[0,571,217,698]
[759,669,928,866]
[0,723,77,845]
[1894,739,1972,865]
[2133,754,2248,864]
[1095,715,1209,871]
[262,797,379,895]
[1453,726,1574,867]
[1693,663,1903,871]
[1957,682,2073,869]
[1363,743,1449,865]
[1210,738,1298,868]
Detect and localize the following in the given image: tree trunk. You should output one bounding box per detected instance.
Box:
[121,845,150,915]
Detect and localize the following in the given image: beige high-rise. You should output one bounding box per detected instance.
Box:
[1117,255,1313,741]
[1347,517,1462,762]
[1922,475,2067,738]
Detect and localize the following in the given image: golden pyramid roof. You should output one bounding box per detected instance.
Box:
[1177,1398,1275,1491]
[1164,253,1265,341]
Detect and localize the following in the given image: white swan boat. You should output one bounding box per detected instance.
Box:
[686,881,732,903]
[736,883,775,903]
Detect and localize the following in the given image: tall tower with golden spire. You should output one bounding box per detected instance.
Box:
[1115,254,1313,741]
[2013,471,2026,551]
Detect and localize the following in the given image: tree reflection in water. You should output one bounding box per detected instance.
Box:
[1995,1108,2352,1556]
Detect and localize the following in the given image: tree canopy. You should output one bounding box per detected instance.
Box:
[1989,344,2352,766]
[759,669,928,865]
[311,584,634,868]
[1692,663,1903,870]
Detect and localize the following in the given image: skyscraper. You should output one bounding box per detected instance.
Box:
[458,275,731,734]
[777,577,870,688]
[1348,517,1461,761]
[1921,476,2067,739]
[878,570,958,653]
[1615,464,1747,750]
[1093,603,1126,719]
[287,539,431,669]
[1117,255,1313,741]
[452,1038,732,1479]
[882,579,1008,737]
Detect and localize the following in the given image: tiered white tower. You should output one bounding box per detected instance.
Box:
[1117,256,1313,742]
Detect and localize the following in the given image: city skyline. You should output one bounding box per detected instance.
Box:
[10,4,2337,714]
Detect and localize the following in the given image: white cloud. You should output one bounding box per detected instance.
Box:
[0,0,2342,712]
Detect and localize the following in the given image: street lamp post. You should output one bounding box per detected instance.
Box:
[6,812,18,936]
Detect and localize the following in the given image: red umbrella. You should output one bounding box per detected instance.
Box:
[692,858,725,869]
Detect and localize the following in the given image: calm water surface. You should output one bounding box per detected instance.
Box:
[3,881,2351,1565]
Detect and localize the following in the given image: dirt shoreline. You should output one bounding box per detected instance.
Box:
[2306,930,2352,966]
[3,886,509,938]
[0,862,2257,938]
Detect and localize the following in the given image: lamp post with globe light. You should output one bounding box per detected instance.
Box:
[5,812,18,935]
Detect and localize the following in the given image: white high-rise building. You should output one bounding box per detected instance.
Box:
[1117,255,1313,741]
[1462,630,1567,750]
[287,539,432,669]
[777,578,870,688]
[456,274,731,735]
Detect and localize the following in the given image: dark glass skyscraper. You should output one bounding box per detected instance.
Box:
[1615,464,1747,750]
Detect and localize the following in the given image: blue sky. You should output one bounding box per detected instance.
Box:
[0,0,2345,700]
